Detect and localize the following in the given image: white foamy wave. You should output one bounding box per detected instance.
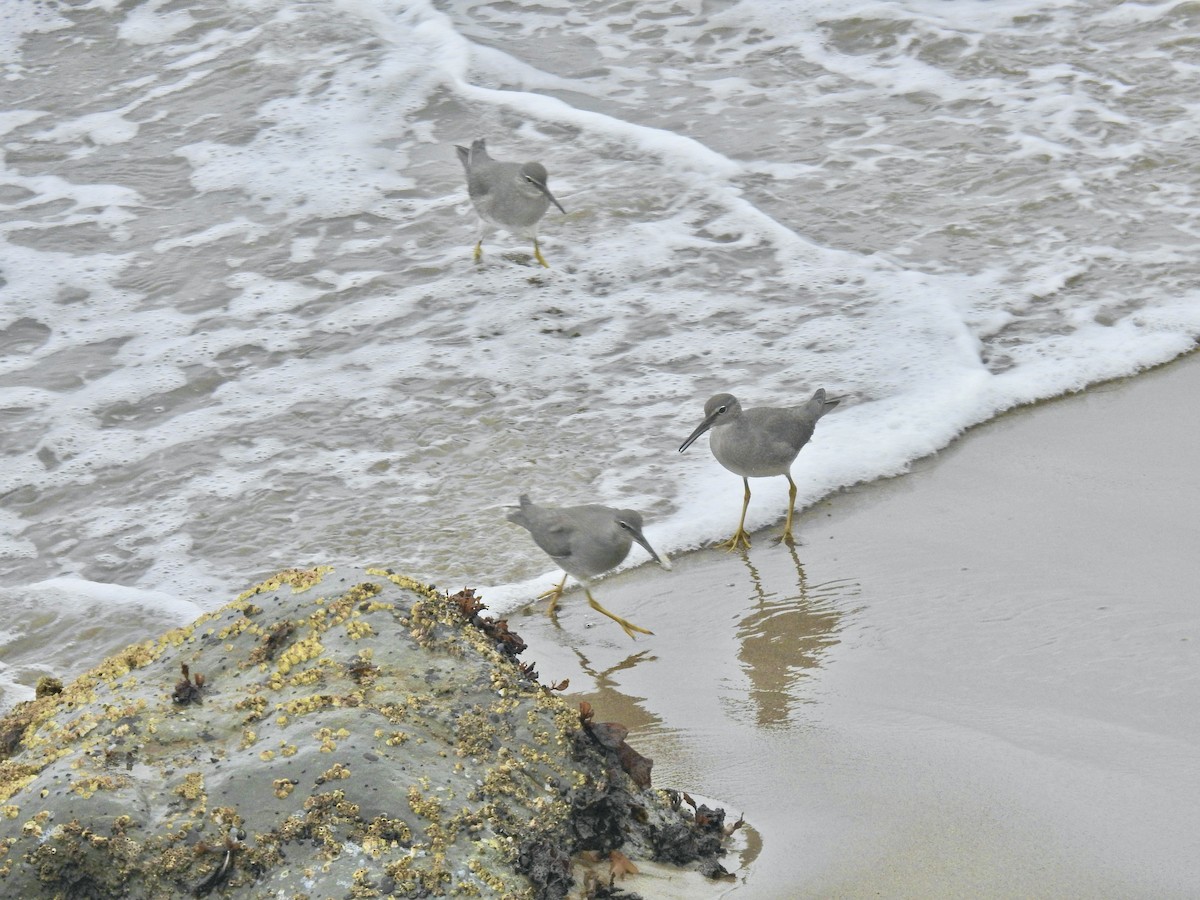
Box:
[24,577,203,619]
[0,1,72,64]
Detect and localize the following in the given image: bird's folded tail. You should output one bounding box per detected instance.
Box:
[808,388,840,420]
[505,493,533,527]
[454,138,490,171]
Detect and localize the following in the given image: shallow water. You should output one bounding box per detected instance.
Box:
[2,0,1199,704]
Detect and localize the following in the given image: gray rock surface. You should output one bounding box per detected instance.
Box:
[0,566,732,899]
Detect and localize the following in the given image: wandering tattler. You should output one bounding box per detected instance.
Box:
[679,390,839,550]
[507,494,671,638]
[455,138,565,268]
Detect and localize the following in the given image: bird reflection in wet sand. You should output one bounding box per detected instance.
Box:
[567,648,659,736]
[734,544,857,728]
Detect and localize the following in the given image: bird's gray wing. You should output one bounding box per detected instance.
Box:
[753,408,815,456]
[767,392,837,450]
[515,506,578,562]
[466,169,494,202]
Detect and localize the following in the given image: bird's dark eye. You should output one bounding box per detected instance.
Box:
[524,175,535,183]
[618,521,632,531]
[718,406,727,414]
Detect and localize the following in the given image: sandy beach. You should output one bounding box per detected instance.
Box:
[510,350,1200,899]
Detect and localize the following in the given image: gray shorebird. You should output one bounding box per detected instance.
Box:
[455,139,565,268]
[679,390,839,550]
[507,494,671,638]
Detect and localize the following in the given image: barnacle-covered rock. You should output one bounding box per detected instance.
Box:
[0,567,733,899]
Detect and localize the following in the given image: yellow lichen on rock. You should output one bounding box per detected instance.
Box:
[176,772,205,803]
[274,633,323,677]
[314,726,348,753]
[217,615,255,641]
[273,778,296,800]
[234,694,267,723]
[70,775,127,799]
[0,764,40,805]
[235,566,334,603]
[344,619,375,640]
[365,569,438,598]
[316,763,351,784]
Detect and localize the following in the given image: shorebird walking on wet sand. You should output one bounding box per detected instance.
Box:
[679,389,839,550]
[455,139,565,268]
[507,494,671,638]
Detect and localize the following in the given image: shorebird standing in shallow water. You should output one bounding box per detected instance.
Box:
[680,390,839,550]
[455,139,565,268]
[507,494,671,638]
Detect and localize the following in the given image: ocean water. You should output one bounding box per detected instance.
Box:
[2,0,1198,707]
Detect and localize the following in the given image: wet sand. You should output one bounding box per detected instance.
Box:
[511,350,1200,898]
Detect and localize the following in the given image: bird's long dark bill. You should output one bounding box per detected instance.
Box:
[632,531,672,571]
[678,415,716,452]
[544,188,566,214]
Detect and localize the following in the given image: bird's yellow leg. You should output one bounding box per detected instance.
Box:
[533,239,550,268]
[718,478,753,551]
[779,474,798,546]
[472,240,483,262]
[536,574,568,618]
[585,590,653,639]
